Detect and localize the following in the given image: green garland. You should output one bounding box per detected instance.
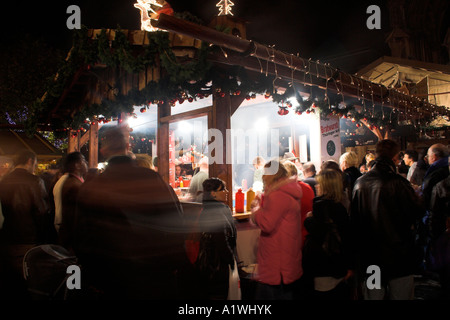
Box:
[29,18,445,138]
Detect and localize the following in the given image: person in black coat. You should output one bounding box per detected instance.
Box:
[303,169,353,300]
[339,151,362,198]
[351,139,424,300]
[196,178,237,300]
[429,176,450,299]
[419,144,449,272]
[0,150,53,299]
[422,144,449,212]
[73,126,189,299]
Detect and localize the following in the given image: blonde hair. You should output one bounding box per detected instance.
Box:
[263,160,288,185]
[135,154,155,170]
[282,160,298,177]
[340,151,359,169]
[365,153,376,164]
[253,156,265,167]
[316,169,343,203]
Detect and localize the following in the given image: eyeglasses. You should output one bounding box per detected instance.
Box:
[217,188,228,193]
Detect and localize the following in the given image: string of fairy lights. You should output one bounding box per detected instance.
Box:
[56,0,450,140]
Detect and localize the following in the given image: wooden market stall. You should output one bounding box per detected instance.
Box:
[0,128,62,177]
[33,12,450,211]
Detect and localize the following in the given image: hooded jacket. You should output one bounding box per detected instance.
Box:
[351,157,424,280]
[252,177,303,285]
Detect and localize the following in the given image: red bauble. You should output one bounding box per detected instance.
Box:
[278,107,289,115]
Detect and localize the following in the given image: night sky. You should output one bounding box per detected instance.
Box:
[1,0,390,73]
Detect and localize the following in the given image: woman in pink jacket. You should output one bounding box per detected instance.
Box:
[250,160,304,299]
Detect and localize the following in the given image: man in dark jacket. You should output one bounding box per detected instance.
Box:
[350,139,424,300]
[0,150,52,299]
[422,144,449,210]
[420,144,449,272]
[73,126,189,299]
[53,151,88,251]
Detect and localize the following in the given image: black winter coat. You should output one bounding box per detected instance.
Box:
[196,200,237,299]
[350,157,424,281]
[303,196,351,279]
[73,155,189,299]
[430,175,450,241]
[0,168,52,245]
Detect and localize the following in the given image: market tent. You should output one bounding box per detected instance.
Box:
[357,56,450,110]
[357,56,450,133]
[0,129,62,165]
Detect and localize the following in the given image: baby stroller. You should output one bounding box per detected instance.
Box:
[22,244,78,300]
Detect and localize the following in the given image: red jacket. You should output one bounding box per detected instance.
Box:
[298,181,314,246]
[252,177,303,285]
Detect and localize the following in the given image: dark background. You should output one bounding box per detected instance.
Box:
[0,0,390,73]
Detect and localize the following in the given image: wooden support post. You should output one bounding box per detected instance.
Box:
[210,93,235,209]
[68,130,79,153]
[88,122,99,168]
[157,101,171,184]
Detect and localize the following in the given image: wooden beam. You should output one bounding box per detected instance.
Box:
[157,101,171,184]
[68,130,79,153]
[88,122,99,169]
[159,106,212,123]
[154,13,449,118]
[207,50,444,119]
[79,130,90,149]
[210,93,233,209]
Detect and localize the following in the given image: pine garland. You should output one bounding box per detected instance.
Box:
[29,20,447,138]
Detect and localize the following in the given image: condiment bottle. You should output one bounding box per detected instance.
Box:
[235,188,245,213]
[179,176,184,188]
[246,188,255,212]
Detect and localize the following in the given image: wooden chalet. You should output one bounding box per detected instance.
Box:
[38,13,450,209]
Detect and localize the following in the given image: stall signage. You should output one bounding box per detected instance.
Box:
[320,115,341,160]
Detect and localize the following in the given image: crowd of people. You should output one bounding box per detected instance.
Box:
[0,128,449,300]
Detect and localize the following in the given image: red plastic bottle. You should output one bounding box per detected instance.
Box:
[235,188,245,213]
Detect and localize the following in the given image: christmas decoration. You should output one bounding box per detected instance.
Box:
[24,13,448,139]
[216,0,234,16]
[134,0,163,32]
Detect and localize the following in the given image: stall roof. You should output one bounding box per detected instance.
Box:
[356,56,450,107]
[38,14,450,132]
[356,56,450,82]
[0,129,63,162]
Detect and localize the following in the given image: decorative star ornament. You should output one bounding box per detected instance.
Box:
[216,0,234,16]
[134,0,163,32]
